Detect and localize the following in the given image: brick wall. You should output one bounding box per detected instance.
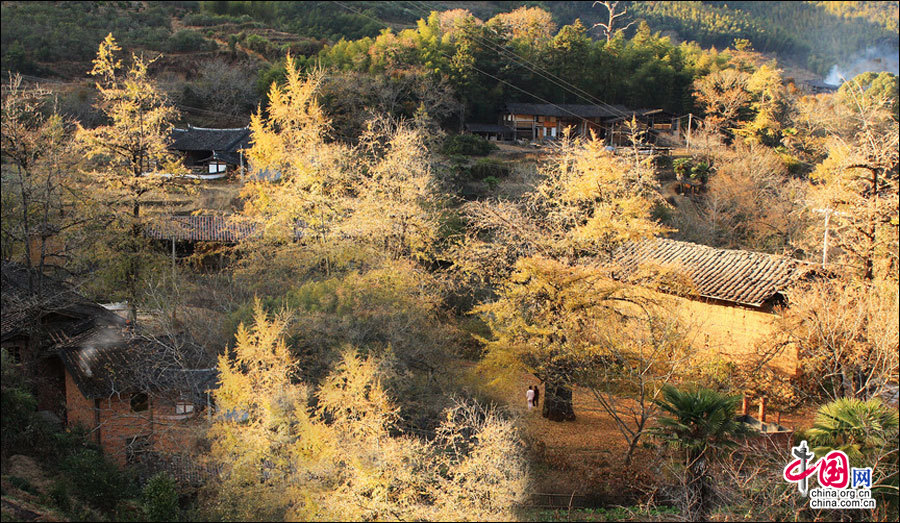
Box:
[64,368,207,466]
[65,369,99,444]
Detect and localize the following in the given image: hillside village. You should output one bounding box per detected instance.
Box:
[1,2,898,522]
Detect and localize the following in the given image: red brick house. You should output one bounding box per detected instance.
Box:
[2,262,217,467]
[1,262,124,419]
[58,325,217,466]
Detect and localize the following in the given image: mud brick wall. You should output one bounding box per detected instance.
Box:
[675,295,798,374]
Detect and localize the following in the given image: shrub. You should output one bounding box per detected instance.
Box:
[470,157,511,180]
[182,12,249,27]
[142,473,180,522]
[167,30,216,53]
[441,134,498,156]
[60,449,135,511]
[244,33,276,57]
[49,481,71,513]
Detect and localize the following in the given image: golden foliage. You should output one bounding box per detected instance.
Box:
[771,277,899,402]
[486,6,557,44]
[207,305,527,521]
[455,133,668,284]
[807,85,899,280]
[238,56,447,285]
[76,34,185,189]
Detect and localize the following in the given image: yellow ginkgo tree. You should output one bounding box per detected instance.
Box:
[207,302,528,521]
[75,33,187,312]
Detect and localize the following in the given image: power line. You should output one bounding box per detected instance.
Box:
[330,0,604,129]
[402,0,633,119]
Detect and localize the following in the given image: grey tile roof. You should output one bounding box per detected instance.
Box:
[614,239,816,307]
[170,126,251,153]
[464,123,515,134]
[56,326,217,401]
[1,262,124,342]
[504,103,630,119]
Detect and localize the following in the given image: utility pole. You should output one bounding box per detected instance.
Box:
[812,207,849,267]
[686,113,692,150]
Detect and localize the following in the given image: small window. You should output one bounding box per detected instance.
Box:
[175,401,194,415]
[208,162,227,174]
[130,392,149,412]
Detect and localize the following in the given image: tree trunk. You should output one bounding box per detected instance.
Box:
[542,382,576,422]
[686,450,712,521]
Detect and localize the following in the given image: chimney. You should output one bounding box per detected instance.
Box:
[758,396,767,423]
[741,396,748,416]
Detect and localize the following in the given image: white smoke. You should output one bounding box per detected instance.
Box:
[825,44,900,86]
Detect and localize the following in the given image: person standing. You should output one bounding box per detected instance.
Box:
[526,386,535,409]
[533,384,540,409]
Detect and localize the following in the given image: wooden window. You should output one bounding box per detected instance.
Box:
[175,401,194,415]
[130,392,149,412]
[208,162,227,174]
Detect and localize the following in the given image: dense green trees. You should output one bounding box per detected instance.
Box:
[312,11,713,119]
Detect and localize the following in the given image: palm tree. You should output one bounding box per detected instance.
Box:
[805,397,899,515]
[805,397,899,461]
[652,385,750,520]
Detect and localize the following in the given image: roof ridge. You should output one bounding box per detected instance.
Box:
[652,237,813,267]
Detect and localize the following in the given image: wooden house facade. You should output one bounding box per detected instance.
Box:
[500,102,629,141]
[479,103,679,145]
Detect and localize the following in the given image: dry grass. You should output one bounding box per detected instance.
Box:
[143,178,245,216]
[455,361,818,505]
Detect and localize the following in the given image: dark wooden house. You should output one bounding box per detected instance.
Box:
[493,103,676,145]
[169,125,252,178]
[499,102,628,141]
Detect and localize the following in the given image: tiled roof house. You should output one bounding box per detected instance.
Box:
[612,238,818,374]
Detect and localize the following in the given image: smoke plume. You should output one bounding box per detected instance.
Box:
[825,43,900,86]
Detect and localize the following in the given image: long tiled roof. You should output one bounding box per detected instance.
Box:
[504,103,630,119]
[614,239,816,307]
[464,123,514,134]
[144,216,259,243]
[169,126,251,153]
[1,262,123,342]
